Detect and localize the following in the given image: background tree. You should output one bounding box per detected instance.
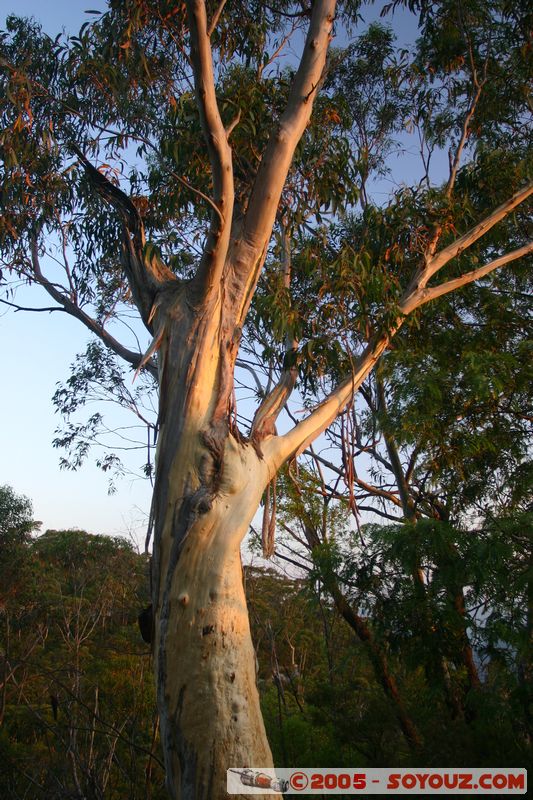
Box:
[0,485,41,727]
[1,1,532,797]
[2,504,530,797]
[0,524,165,800]
[268,459,532,767]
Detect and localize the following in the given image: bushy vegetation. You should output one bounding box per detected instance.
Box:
[1,485,531,798]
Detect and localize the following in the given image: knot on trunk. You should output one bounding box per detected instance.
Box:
[190,488,213,515]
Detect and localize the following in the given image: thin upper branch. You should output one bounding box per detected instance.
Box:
[0,299,64,314]
[171,170,225,224]
[421,179,533,286]
[257,23,299,80]
[186,0,234,296]
[29,240,158,379]
[305,446,403,509]
[375,371,416,519]
[446,81,484,199]
[251,225,298,440]
[404,241,533,313]
[445,20,489,200]
[235,358,265,396]
[207,0,227,37]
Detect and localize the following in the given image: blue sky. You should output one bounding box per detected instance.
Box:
[0,1,428,543]
[3,0,92,35]
[1,1,153,542]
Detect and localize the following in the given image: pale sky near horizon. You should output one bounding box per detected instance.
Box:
[0,1,428,545]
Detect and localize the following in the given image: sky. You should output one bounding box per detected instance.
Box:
[0,1,428,546]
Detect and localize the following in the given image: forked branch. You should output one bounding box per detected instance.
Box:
[186,0,234,296]
[402,241,533,314]
[265,333,395,470]
[419,179,533,287]
[265,180,533,471]
[229,0,337,325]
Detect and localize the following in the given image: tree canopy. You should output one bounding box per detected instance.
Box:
[1,1,530,438]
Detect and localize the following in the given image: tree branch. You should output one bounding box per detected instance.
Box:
[251,225,298,440]
[235,358,265,396]
[228,0,337,326]
[264,332,395,470]
[352,474,403,509]
[445,27,488,200]
[403,241,533,314]
[171,170,225,224]
[375,371,416,519]
[207,0,227,37]
[421,179,533,287]
[72,145,175,326]
[29,240,158,379]
[264,177,532,474]
[186,0,234,297]
[0,298,64,313]
[446,81,484,199]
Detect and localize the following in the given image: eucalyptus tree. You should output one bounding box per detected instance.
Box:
[1,1,532,797]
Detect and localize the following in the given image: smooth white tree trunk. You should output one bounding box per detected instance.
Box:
[153,432,276,799]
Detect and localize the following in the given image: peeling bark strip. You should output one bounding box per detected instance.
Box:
[261,478,277,558]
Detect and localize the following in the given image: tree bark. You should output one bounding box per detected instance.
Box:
[155,492,275,799]
[64,3,531,791]
[150,312,276,798]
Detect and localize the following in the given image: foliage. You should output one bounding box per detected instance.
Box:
[1,1,530,475]
[0,521,164,799]
[0,485,41,617]
[1,489,531,795]
[0,483,39,542]
[272,467,533,767]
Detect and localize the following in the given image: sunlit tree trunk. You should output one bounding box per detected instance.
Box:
[154,495,275,798]
[148,306,276,798]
